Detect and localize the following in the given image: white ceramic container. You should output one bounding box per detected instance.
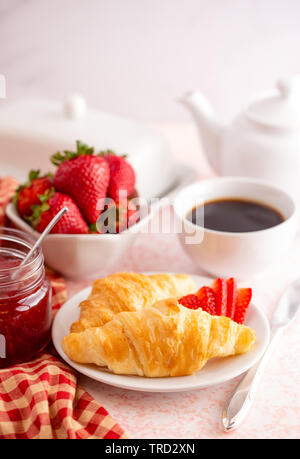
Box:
[0,96,177,199]
[180,76,300,206]
[0,97,197,281]
[174,177,298,279]
[5,162,196,280]
[6,202,154,280]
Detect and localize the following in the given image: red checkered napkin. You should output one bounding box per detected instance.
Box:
[0,178,127,439]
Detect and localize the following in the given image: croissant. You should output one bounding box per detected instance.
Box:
[70,272,195,332]
[63,298,256,377]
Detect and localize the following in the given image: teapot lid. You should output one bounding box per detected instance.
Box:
[246,76,300,128]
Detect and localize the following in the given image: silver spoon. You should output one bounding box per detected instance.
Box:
[19,206,68,267]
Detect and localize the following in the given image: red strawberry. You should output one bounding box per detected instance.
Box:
[212,278,227,316]
[196,286,216,315]
[94,196,139,234]
[29,191,88,234]
[100,151,136,200]
[14,170,53,218]
[234,288,252,324]
[129,188,139,200]
[51,141,110,224]
[178,294,202,310]
[226,277,238,320]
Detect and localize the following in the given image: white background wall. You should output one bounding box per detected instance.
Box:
[1,0,300,122]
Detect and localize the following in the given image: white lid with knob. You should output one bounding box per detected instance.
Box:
[0,97,176,199]
[64,94,87,120]
[246,76,300,128]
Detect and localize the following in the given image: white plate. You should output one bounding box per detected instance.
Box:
[52,274,270,392]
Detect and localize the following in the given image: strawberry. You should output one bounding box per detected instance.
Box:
[234,288,252,324]
[178,294,202,310]
[196,286,216,315]
[14,170,53,218]
[180,278,252,323]
[226,277,238,320]
[94,196,139,234]
[129,188,139,200]
[51,141,110,224]
[212,278,227,316]
[100,150,136,200]
[180,279,252,323]
[29,191,88,234]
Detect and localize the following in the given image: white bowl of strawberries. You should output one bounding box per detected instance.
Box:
[6,141,154,280]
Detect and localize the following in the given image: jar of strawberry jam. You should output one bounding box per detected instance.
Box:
[0,228,52,368]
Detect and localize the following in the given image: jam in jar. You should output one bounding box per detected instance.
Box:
[0,228,52,368]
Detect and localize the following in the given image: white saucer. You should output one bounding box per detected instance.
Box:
[52,274,270,392]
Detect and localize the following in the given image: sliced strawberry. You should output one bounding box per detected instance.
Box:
[226,277,237,319]
[196,286,216,315]
[234,288,252,324]
[178,294,202,310]
[212,278,227,316]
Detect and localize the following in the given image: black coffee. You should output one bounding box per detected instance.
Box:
[187,198,284,233]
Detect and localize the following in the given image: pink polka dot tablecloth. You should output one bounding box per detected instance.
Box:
[66,124,300,439]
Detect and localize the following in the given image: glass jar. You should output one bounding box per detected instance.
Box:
[0,228,52,368]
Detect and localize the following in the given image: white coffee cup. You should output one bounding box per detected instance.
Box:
[173,177,298,279]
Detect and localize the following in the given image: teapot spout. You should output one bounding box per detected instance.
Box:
[179,91,223,173]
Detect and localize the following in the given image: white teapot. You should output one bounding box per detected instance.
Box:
[180,77,300,204]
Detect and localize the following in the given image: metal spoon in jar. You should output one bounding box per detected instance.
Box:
[19,206,68,267]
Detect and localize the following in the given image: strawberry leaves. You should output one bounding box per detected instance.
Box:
[25,202,50,226]
[98,150,127,159]
[14,171,53,219]
[51,140,95,166]
[24,187,55,225]
[38,187,55,203]
[13,169,41,206]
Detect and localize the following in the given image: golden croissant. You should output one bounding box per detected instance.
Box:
[70,272,195,332]
[63,298,256,377]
